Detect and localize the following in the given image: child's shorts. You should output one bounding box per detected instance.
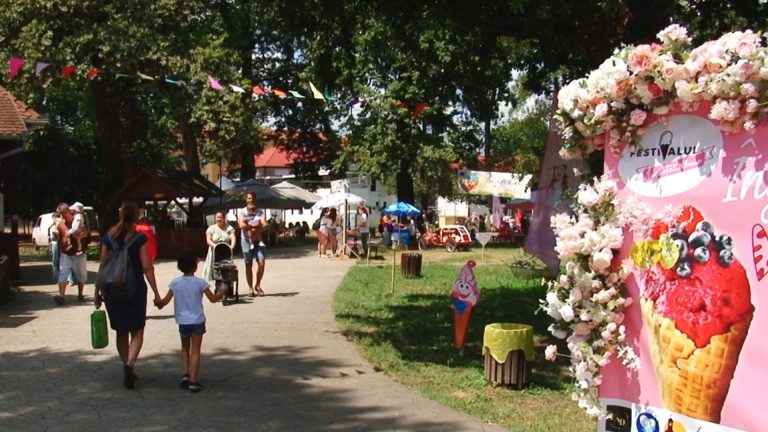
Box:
[179,322,206,337]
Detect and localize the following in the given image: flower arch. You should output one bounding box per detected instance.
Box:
[542,24,768,417]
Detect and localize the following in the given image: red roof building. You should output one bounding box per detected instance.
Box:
[0,85,44,281]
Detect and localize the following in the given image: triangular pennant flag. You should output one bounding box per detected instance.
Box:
[345,97,359,108]
[289,90,306,98]
[137,72,155,81]
[9,57,25,80]
[229,84,246,93]
[86,67,103,80]
[208,76,224,91]
[272,88,287,97]
[35,62,50,76]
[252,85,266,95]
[164,77,183,86]
[308,82,325,100]
[323,85,337,101]
[61,65,76,79]
[414,102,429,118]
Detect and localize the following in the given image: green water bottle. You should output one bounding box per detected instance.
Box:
[90,309,109,349]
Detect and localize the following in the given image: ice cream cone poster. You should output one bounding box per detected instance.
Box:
[451,260,479,349]
[598,103,766,432]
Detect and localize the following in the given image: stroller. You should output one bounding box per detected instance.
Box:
[212,243,239,305]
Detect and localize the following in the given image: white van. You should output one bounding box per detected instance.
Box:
[31,206,98,250]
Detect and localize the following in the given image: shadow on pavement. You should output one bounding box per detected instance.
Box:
[0,345,477,431]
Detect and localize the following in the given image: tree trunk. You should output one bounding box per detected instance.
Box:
[396,158,415,204]
[91,81,124,229]
[483,117,492,170]
[180,116,200,174]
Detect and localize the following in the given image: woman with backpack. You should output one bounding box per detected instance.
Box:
[94,201,161,390]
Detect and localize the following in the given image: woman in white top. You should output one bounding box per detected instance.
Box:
[202,212,237,280]
[319,208,337,257]
[357,206,370,256]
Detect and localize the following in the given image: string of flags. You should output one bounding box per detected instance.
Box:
[6,56,432,118]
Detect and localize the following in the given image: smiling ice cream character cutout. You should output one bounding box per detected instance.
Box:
[451,260,479,350]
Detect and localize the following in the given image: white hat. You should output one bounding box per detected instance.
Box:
[69,201,84,212]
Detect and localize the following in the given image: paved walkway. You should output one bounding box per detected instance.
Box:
[0,245,507,432]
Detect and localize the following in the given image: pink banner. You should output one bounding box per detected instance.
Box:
[525,94,582,275]
[599,104,766,432]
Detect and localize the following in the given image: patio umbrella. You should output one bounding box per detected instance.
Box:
[311,191,366,210]
[202,179,306,212]
[271,181,320,205]
[382,202,422,293]
[382,202,421,218]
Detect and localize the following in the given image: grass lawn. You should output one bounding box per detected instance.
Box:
[334,245,595,432]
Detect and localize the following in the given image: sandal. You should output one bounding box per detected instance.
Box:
[188,382,202,393]
[250,288,257,297]
[123,365,136,390]
[54,295,65,306]
[179,374,190,389]
[256,287,265,296]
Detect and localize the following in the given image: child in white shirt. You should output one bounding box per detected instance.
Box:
[66,202,87,255]
[155,251,226,392]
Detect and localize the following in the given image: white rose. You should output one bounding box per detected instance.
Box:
[590,248,613,271]
[545,345,558,361]
[559,304,575,322]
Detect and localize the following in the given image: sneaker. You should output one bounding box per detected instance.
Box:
[258,241,266,247]
[188,382,202,393]
[179,374,190,389]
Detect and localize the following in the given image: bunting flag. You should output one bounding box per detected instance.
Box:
[208,76,224,90]
[4,55,436,116]
[9,57,25,80]
[309,82,324,99]
[61,65,76,79]
[323,85,336,101]
[35,62,49,76]
[86,67,103,80]
[413,102,429,118]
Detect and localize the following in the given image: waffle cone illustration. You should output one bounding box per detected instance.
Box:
[454,306,473,349]
[636,206,754,423]
[641,299,752,423]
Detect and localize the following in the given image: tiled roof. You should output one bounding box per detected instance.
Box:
[254,146,294,168]
[0,85,40,138]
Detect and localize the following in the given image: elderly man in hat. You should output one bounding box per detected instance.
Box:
[53,202,88,305]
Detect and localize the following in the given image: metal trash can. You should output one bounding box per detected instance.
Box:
[400,253,422,278]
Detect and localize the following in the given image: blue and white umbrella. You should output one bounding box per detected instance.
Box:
[382,202,421,218]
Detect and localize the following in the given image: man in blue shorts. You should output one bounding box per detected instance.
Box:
[237,191,266,296]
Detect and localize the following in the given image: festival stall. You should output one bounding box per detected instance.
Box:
[543,25,767,432]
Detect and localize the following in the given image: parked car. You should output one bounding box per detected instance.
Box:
[31,206,98,250]
[417,224,473,252]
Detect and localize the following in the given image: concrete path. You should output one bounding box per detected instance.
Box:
[0,245,507,432]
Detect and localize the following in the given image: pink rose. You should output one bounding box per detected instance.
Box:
[627,45,656,74]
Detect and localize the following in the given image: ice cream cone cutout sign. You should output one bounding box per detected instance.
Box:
[451,260,479,350]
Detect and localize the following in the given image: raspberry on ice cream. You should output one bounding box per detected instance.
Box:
[642,248,753,348]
